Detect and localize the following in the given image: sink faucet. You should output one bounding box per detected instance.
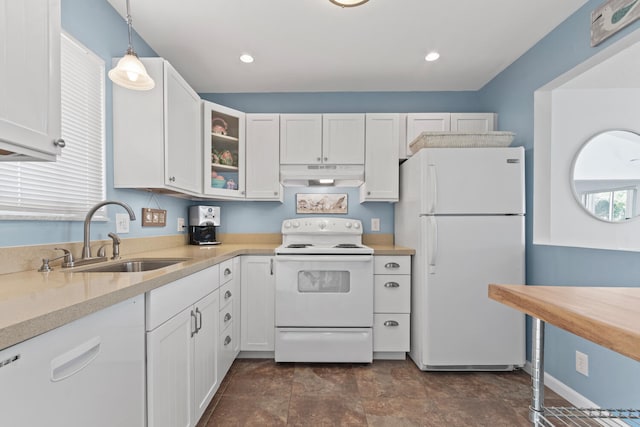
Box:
[82,200,136,259]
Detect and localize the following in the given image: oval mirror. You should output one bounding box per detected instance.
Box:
[572,130,640,222]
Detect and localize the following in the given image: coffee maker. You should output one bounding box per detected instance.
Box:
[188,206,221,245]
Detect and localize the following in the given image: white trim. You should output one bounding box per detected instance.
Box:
[523,361,600,408]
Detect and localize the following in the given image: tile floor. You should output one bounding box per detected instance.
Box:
[196,358,568,426]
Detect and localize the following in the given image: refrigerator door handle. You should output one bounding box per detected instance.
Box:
[427,163,437,213]
[428,216,437,274]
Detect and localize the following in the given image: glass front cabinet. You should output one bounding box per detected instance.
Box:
[203,101,246,198]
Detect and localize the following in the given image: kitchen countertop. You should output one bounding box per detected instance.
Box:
[0,243,414,351]
[488,284,640,362]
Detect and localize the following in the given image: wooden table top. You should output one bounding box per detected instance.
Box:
[488,284,640,362]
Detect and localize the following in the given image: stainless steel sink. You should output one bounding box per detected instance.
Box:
[76,258,189,273]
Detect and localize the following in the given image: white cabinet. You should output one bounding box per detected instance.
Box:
[146,266,220,427]
[0,0,63,161]
[246,114,282,201]
[360,114,400,202]
[0,296,145,427]
[203,101,246,198]
[240,256,275,352]
[218,258,240,379]
[373,256,411,358]
[280,114,365,165]
[402,113,497,158]
[113,58,202,195]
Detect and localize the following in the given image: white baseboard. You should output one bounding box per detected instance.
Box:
[523,361,599,408]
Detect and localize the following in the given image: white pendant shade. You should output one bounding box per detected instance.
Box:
[109,52,155,90]
[329,0,369,6]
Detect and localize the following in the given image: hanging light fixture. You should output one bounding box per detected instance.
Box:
[329,0,370,7]
[108,0,155,90]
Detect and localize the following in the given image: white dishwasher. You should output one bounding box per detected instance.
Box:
[0,295,145,427]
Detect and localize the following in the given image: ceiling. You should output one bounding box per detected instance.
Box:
[106,0,588,93]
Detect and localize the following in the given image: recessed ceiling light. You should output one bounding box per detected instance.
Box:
[329,0,369,7]
[240,54,254,63]
[425,52,440,62]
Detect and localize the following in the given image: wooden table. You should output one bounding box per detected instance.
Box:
[489,284,640,426]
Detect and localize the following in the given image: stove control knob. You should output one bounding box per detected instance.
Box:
[345,222,352,228]
[292,221,300,228]
[284,221,291,229]
[353,222,361,229]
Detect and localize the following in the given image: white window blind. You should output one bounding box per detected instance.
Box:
[0,32,106,220]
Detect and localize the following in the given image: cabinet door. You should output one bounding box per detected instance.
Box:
[360,114,399,202]
[280,114,322,164]
[322,114,365,164]
[164,62,202,194]
[193,290,219,423]
[246,114,282,200]
[147,307,194,427]
[203,101,246,198]
[0,0,61,161]
[406,113,450,144]
[450,113,496,132]
[232,256,242,356]
[240,256,275,351]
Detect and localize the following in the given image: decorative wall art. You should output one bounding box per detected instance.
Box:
[296,193,348,214]
[591,0,640,46]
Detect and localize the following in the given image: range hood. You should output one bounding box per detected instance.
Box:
[280,164,364,187]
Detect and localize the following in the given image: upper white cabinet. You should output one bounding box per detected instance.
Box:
[246,114,282,201]
[203,101,246,198]
[280,114,365,165]
[402,113,496,158]
[0,0,63,161]
[113,58,202,195]
[360,114,400,202]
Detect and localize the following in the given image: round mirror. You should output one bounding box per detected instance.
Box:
[572,130,640,222]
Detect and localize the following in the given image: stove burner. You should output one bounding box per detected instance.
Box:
[333,243,362,248]
[286,243,313,248]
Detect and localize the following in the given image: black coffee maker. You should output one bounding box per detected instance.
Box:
[188,206,221,245]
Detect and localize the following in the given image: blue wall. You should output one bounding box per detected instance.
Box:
[479,0,640,407]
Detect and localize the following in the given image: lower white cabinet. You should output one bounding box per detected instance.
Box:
[146,266,220,427]
[373,256,411,358]
[218,257,240,379]
[0,296,145,427]
[241,256,275,352]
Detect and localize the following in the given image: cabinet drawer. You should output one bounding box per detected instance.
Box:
[373,314,410,352]
[218,327,235,379]
[374,275,410,313]
[219,304,233,333]
[219,280,234,310]
[374,256,410,275]
[220,259,234,285]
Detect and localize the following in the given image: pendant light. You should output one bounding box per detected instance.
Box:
[108,0,155,90]
[329,0,370,7]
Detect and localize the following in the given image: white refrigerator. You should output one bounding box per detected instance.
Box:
[395,147,526,371]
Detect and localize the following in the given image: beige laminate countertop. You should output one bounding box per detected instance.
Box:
[0,243,413,351]
[488,284,640,362]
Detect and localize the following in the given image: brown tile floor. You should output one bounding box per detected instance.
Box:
[196,358,568,427]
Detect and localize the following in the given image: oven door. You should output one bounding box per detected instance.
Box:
[275,255,373,327]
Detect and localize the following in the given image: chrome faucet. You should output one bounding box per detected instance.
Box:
[82,200,136,259]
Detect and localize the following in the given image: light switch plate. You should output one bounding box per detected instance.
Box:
[115,213,130,233]
[371,218,380,232]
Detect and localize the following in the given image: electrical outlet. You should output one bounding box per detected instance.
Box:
[115,213,130,233]
[576,350,589,376]
[371,218,380,232]
[177,217,185,232]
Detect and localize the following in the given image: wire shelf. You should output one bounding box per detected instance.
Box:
[536,407,640,426]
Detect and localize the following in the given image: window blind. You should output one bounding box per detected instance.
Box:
[0,32,106,221]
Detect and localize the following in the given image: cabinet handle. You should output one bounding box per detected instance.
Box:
[274,191,278,196]
[224,267,232,276]
[385,262,400,269]
[53,138,66,148]
[270,258,274,275]
[384,282,400,288]
[224,312,232,322]
[169,176,176,182]
[383,320,399,327]
[224,335,232,346]
[323,156,328,161]
[224,290,232,300]
[190,310,197,337]
[367,191,371,196]
[316,157,322,162]
[195,308,202,333]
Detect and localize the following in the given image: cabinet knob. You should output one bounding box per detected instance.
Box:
[169,176,176,182]
[53,138,66,148]
[274,191,279,196]
[383,320,399,327]
[224,268,232,276]
[224,290,232,299]
[316,157,322,162]
[224,312,232,322]
[384,282,400,288]
[385,262,400,269]
[324,157,328,161]
[224,335,232,346]
[367,191,371,196]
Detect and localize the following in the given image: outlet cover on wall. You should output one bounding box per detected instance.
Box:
[371,218,380,232]
[115,213,130,233]
[576,350,589,376]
